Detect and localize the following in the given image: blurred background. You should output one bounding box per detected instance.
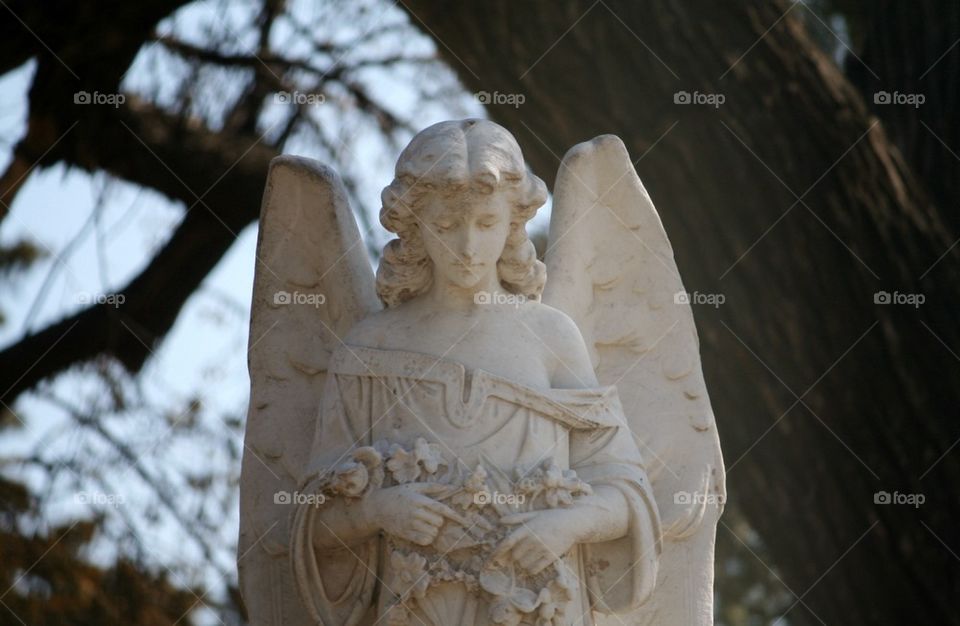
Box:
[0,1,957,624]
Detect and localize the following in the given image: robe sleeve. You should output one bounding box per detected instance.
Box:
[289,373,381,626]
[568,389,662,614]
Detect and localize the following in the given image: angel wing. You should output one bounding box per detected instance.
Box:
[239,156,380,626]
[543,135,725,624]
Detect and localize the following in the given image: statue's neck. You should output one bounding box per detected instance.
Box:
[426,274,505,311]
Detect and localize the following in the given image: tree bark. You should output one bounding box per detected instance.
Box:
[0,98,277,402]
[841,0,960,224]
[0,0,278,401]
[0,0,192,219]
[400,1,960,623]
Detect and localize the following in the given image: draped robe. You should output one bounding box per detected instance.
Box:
[291,346,661,626]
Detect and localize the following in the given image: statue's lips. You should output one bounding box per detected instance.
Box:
[453,262,484,273]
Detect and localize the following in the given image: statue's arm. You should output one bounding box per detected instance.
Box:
[567,394,662,613]
[310,495,380,551]
[564,485,630,544]
[295,373,382,552]
[531,305,634,542]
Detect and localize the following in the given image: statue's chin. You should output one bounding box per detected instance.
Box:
[442,270,488,291]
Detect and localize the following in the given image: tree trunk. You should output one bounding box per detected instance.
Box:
[842,0,960,223]
[400,1,960,623]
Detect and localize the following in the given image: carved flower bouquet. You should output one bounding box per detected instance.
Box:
[304,437,593,625]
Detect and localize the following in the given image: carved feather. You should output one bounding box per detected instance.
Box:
[239,156,380,625]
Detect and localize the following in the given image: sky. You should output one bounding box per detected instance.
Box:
[0,1,554,617]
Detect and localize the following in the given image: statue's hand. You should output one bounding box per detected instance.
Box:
[490,509,582,575]
[366,482,470,546]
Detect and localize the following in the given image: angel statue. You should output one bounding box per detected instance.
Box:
[239,119,725,626]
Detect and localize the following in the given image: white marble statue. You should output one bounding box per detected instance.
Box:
[239,119,725,626]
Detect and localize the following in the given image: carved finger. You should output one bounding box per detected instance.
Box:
[498,511,538,525]
[409,482,448,495]
[411,520,439,536]
[413,509,444,528]
[517,539,548,567]
[528,555,555,576]
[489,528,527,564]
[406,530,434,546]
[422,499,472,527]
[516,549,542,572]
[511,539,538,564]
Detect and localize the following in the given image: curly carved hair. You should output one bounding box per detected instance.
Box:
[376,119,548,308]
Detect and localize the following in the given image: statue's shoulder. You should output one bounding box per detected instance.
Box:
[523,299,586,350]
[521,299,596,388]
[342,305,401,349]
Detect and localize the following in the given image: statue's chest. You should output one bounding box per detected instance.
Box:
[385,317,552,388]
[368,380,571,473]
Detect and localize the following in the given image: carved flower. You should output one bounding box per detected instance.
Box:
[385,602,410,626]
[357,446,385,490]
[325,446,384,497]
[386,446,419,483]
[465,464,488,492]
[387,438,445,483]
[329,460,368,497]
[517,460,593,508]
[536,588,556,624]
[545,563,577,624]
[516,476,539,495]
[452,465,489,509]
[415,438,444,473]
[482,567,539,626]
[390,550,430,601]
[490,594,534,626]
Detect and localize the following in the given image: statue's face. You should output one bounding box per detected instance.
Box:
[419,189,512,291]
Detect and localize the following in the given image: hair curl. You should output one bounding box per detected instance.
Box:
[376,119,548,308]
